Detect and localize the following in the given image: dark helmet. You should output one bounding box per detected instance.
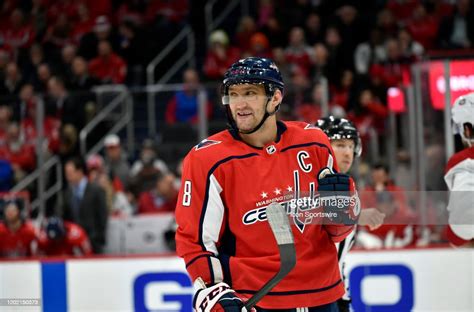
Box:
[46,217,66,240]
[222,57,284,134]
[222,57,284,102]
[316,116,362,157]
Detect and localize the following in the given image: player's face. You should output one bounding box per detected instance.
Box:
[331,139,355,173]
[228,84,269,132]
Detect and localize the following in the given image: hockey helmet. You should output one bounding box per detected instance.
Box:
[452,92,474,146]
[222,57,284,104]
[46,217,66,240]
[316,116,362,157]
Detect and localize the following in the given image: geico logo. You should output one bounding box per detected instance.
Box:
[437,75,474,93]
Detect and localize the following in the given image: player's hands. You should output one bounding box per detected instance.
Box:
[358,208,385,230]
[194,280,253,312]
[317,167,360,225]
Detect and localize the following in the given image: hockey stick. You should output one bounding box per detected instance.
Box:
[244,202,297,310]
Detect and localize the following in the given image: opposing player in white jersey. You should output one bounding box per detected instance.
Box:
[444,92,474,246]
[316,116,385,312]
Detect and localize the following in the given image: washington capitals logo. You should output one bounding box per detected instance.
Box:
[195,139,221,151]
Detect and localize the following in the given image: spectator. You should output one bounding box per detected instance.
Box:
[330,69,355,110]
[72,3,94,45]
[203,30,241,80]
[33,62,52,93]
[261,16,287,48]
[89,40,127,84]
[70,56,100,92]
[38,216,92,256]
[0,122,36,182]
[42,12,73,60]
[78,15,119,60]
[103,134,130,189]
[235,16,257,53]
[46,76,85,131]
[117,20,147,85]
[114,0,147,26]
[285,27,313,77]
[19,86,60,154]
[398,28,424,61]
[56,44,77,84]
[22,43,46,86]
[0,9,35,61]
[0,62,24,104]
[354,28,387,75]
[0,106,12,145]
[58,156,108,253]
[137,172,178,214]
[129,138,169,196]
[304,13,324,45]
[86,153,132,216]
[406,4,439,49]
[0,200,38,258]
[437,0,474,49]
[244,32,272,59]
[165,68,212,124]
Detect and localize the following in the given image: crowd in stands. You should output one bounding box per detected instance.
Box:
[1,0,473,258]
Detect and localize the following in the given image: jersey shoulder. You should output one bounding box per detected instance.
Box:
[184,130,249,170]
[283,121,331,146]
[445,146,474,173]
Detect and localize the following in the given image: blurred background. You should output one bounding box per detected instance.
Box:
[0,0,473,311]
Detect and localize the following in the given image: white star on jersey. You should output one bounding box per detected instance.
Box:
[261,191,268,199]
[286,186,293,192]
[274,188,281,195]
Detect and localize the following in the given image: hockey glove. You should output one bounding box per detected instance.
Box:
[317,167,359,225]
[194,280,251,312]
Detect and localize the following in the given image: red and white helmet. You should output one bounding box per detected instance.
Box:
[452,92,474,146]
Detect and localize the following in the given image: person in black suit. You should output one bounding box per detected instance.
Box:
[58,156,108,253]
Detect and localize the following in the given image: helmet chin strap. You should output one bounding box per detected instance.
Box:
[237,97,279,135]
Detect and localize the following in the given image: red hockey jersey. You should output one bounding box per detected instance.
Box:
[175,121,357,309]
[38,222,92,256]
[0,221,38,258]
[444,146,474,246]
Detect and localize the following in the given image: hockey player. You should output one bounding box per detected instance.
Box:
[444,92,474,246]
[38,217,92,256]
[0,200,38,258]
[175,57,360,311]
[316,116,385,312]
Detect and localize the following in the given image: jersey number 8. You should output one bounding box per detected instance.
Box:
[182,180,192,206]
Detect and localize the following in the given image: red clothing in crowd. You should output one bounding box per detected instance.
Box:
[406,14,439,50]
[89,53,127,84]
[137,191,177,214]
[203,47,241,80]
[0,23,35,51]
[0,142,36,172]
[145,0,188,24]
[386,0,420,23]
[0,221,37,257]
[21,117,61,154]
[38,222,92,256]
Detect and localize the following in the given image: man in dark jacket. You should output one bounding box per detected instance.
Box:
[58,156,108,253]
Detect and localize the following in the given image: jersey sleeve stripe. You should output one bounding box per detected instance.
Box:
[198,153,259,252]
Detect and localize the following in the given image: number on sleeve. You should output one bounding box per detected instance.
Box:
[182,180,192,206]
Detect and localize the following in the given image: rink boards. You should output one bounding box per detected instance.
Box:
[0,247,472,312]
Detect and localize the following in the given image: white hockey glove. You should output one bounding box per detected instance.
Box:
[194,279,251,312]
